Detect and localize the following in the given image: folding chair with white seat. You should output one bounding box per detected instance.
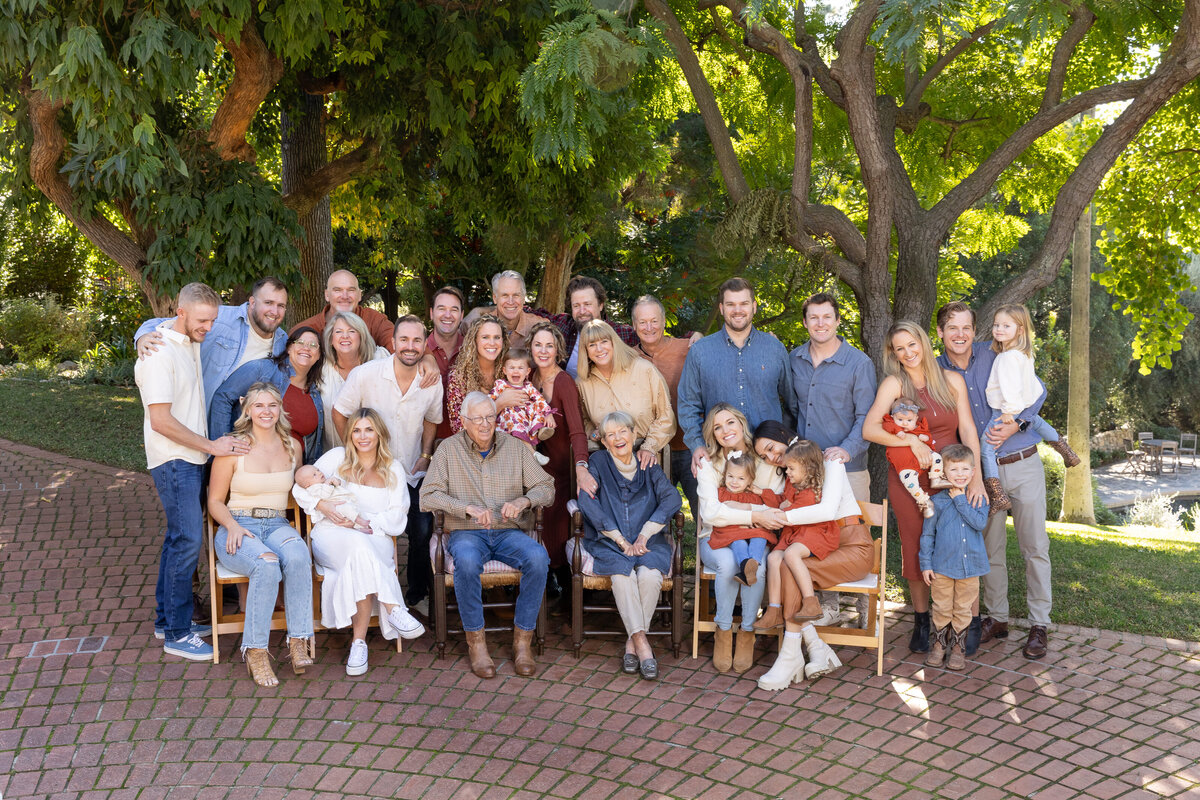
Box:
[1181,434,1197,471]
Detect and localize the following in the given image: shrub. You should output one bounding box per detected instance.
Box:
[1125,492,1184,531]
[1043,444,1119,524]
[0,297,93,364]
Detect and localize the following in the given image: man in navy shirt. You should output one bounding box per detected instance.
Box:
[678,277,797,475]
[936,301,1052,660]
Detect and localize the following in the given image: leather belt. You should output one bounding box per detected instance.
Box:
[230,508,284,519]
[838,515,864,527]
[997,445,1039,466]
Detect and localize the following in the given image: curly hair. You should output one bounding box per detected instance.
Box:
[782,439,825,501]
[337,408,397,490]
[231,382,295,463]
[450,314,509,396]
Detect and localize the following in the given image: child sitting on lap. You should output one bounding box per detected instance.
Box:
[709,450,779,587]
[489,348,555,466]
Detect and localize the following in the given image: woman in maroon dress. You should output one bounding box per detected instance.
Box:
[864,320,984,652]
[529,321,593,600]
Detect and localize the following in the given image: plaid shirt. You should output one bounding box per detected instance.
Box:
[529,307,639,353]
[420,430,555,532]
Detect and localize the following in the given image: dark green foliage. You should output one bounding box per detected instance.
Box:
[0,296,93,364]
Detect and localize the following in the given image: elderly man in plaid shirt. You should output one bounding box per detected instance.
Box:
[420,391,555,679]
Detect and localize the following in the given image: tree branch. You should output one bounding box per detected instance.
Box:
[902,19,998,112]
[644,0,750,202]
[1040,5,1097,112]
[299,71,347,95]
[208,20,284,162]
[281,139,380,218]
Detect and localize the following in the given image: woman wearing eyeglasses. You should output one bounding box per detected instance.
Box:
[209,326,326,464]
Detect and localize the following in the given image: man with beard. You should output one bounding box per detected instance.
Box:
[333,315,444,609]
[135,277,290,406]
[292,269,395,352]
[136,282,249,661]
[678,277,797,475]
[426,285,466,443]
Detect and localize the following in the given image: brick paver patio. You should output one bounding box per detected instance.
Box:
[1,439,1198,800]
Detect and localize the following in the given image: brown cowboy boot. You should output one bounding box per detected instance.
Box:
[465,629,496,679]
[1049,438,1082,467]
[512,627,537,677]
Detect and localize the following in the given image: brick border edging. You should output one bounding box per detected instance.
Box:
[0,437,152,487]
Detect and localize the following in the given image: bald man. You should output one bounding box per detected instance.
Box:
[292,270,395,352]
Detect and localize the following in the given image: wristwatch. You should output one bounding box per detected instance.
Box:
[1017,419,1029,432]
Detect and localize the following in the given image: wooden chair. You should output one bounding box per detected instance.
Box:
[1180,434,1197,471]
[566,504,686,658]
[430,509,547,659]
[813,501,888,677]
[205,500,314,664]
[1123,438,1148,476]
[303,513,402,653]
[1138,431,1153,443]
[1160,440,1180,475]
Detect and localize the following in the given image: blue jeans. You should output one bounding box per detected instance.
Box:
[151,460,205,641]
[727,537,768,566]
[980,411,1059,479]
[215,516,314,649]
[447,528,549,632]
[700,537,766,631]
[670,449,700,522]
[405,480,433,603]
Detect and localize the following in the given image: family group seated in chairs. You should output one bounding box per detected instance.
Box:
[135,273,1065,689]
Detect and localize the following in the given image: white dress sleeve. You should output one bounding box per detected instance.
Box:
[292,449,346,524]
[367,462,412,537]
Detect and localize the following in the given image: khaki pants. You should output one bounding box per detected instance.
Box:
[846,470,871,504]
[931,573,978,633]
[610,566,663,636]
[982,454,1051,626]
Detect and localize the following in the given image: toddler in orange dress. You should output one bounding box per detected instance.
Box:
[710,451,779,587]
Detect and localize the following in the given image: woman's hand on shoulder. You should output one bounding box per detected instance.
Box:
[636,449,658,471]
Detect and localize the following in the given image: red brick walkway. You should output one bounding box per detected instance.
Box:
[1,440,1198,799]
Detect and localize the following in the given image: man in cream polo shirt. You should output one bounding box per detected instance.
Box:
[333,315,444,610]
[135,283,248,662]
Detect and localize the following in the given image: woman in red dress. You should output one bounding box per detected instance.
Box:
[864,320,984,652]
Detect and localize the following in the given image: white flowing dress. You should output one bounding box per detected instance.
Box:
[292,448,411,638]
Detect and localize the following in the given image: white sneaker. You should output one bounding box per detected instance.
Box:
[387,606,426,640]
[534,451,550,466]
[346,639,369,676]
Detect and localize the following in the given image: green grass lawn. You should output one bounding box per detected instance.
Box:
[4,375,1198,642]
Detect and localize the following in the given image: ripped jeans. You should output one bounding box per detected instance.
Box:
[215,514,313,650]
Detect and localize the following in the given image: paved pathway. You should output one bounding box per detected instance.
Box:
[1093,460,1200,511]
[2,440,1199,800]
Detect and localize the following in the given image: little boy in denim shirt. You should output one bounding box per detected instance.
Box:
[919,444,990,670]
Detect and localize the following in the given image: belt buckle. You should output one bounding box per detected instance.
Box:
[252,508,277,519]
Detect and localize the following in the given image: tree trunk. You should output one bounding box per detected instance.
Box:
[381,269,399,319]
[281,91,333,323]
[537,234,582,314]
[1061,200,1096,523]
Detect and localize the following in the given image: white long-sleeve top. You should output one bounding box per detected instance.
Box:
[292,448,410,537]
[696,455,858,537]
[985,350,1040,416]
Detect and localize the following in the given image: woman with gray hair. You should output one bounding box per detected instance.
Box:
[576,411,682,679]
[320,311,388,449]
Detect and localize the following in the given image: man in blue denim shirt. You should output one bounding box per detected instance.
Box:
[936,301,1052,660]
[135,277,290,406]
[678,277,797,475]
[790,293,877,501]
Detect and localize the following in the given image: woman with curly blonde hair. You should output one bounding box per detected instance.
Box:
[446,314,511,433]
[207,382,314,688]
[293,407,425,677]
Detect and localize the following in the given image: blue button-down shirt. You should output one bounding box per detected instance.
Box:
[790,338,877,472]
[919,490,990,579]
[677,327,797,452]
[136,303,289,407]
[937,342,1046,457]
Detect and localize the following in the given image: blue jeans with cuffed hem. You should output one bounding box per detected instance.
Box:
[215,516,313,650]
[727,537,768,566]
[447,528,549,631]
[700,537,766,632]
[151,460,205,641]
[980,410,1060,479]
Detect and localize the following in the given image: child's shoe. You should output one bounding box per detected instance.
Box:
[925,625,949,668]
[920,501,935,519]
[983,477,1012,514]
[1049,438,1082,467]
[946,628,967,671]
[792,595,823,622]
[753,605,784,631]
[742,557,759,586]
[534,451,550,466]
[734,559,750,587]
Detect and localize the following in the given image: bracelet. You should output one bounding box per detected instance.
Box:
[575,461,589,468]
[420,452,432,460]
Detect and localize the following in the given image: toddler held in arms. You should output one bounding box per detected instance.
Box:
[709,451,779,587]
[882,396,950,519]
[489,348,556,466]
[294,465,361,528]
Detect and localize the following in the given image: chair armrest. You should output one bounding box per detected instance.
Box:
[570,510,584,574]
[432,511,447,574]
[671,511,684,578]
[531,507,545,545]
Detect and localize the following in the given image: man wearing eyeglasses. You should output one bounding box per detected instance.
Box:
[420,392,554,680]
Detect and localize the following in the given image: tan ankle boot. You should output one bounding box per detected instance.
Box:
[713,627,733,673]
[287,637,314,675]
[792,595,823,622]
[245,648,278,688]
[733,629,756,673]
[512,628,537,677]
[465,629,496,678]
[753,605,784,631]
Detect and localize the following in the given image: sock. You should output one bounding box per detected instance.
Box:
[800,623,820,645]
[767,603,781,609]
[784,630,803,640]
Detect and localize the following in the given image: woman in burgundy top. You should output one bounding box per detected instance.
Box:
[529,321,592,595]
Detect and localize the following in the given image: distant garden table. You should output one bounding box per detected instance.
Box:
[1141,439,1178,476]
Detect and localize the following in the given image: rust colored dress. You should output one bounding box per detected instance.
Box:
[538,370,590,568]
[888,384,960,581]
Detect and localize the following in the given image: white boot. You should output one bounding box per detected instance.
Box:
[803,631,843,680]
[816,591,842,626]
[756,635,806,692]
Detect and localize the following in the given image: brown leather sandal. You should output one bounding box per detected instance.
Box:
[245,648,278,688]
[287,637,314,675]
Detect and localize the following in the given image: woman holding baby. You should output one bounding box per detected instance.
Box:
[292,407,426,677]
[863,321,983,653]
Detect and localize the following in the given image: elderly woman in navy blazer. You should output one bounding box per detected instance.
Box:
[577,410,681,680]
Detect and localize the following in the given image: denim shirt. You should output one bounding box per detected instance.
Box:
[208,358,325,465]
[677,327,797,452]
[790,338,877,472]
[937,342,1046,457]
[918,490,990,579]
[136,303,289,408]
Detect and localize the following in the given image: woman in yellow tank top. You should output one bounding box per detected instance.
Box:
[207,382,314,687]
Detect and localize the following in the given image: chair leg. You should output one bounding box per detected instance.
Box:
[572,573,583,658]
[433,576,447,660]
[671,578,683,658]
[536,585,546,656]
